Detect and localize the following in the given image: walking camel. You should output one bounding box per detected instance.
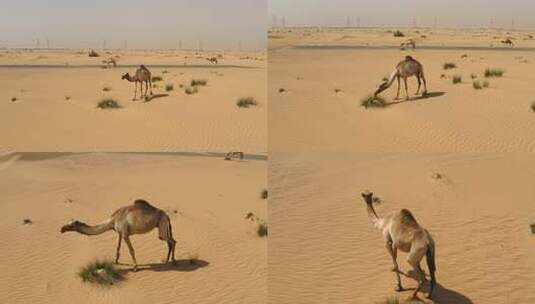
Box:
[400,38,416,50]
[374,55,427,100]
[501,38,514,47]
[360,191,436,300]
[60,199,176,272]
[121,65,153,100]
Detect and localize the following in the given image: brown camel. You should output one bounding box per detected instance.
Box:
[400,38,416,50]
[361,191,436,300]
[374,56,427,100]
[121,65,153,100]
[60,199,176,271]
[224,151,244,160]
[206,57,218,64]
[501,38,514,47]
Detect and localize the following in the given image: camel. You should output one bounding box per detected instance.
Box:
[60,199,176,272]
[206,57,218,64]
[360,191,436,300]
[400,39,416,50]
[102,57,117,68]
[501,38,514,47]
[224,151,244,160]
[374,55,427,100]
[121,65,153,100]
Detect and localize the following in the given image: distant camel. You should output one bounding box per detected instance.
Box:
[61,199,176,271]
[206,57,218,64]
[361,191,436,300]
[224,151,244,160]
[374,55,427,100]
[501,38,514,47]
[400,39,416,50]
[121,65,153,100]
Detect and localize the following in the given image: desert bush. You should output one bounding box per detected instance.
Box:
[531,101,535,112]
[257,223,268,237]
[452,75,462,84]
[184,86,198,95]
[88,50,100,57]
[78,260,124,286]
[261,189,268,199]
[393,30,405,37]
[151,76,163,82]
[165,83,174,91]
[102,86,112,92]
[191,79,207,87]
[237,97,257,108]
[443,62,456,70]
[97,98,121,109]
[473,81,482,90]
[360,95,386,108]
[484,68,504,77]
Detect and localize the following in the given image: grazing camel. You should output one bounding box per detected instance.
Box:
[60,199,176,271]
[400,39,416,50]
[206,57,218,64]
[501,38,514,47]
[360,191,436,300]
[121,65,153,100]
[374,55,427,100]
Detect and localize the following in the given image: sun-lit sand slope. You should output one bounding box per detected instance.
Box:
[269,153,535,304]
[0,152,266,304]
[0,49,266,152]
[269,28,535,153]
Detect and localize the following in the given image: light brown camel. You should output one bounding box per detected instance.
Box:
[361,191,436,300]
[374,55,427,100]
[102,57,117,68]
[60,199,176,272]
[121,65,153,100]
[224,151,244,160]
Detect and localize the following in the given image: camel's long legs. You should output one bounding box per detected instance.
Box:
[416,75,421,95]
[421,73,428,95]
[396,76,401,99]
[145,81,149,98]
[403,77,409,100]
[124,235,138,271]
[149,79,153,95]
[407,248,427,299]
[386,241,403,291]
[115,234,122,264]
[133,81,138,100]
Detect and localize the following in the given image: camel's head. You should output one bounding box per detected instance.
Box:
[60,220,82,233]
[374,82,388,97]
[361,191,374,205]
[121,73,130,80]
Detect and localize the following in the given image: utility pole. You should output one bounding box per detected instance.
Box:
[36,38,40,49]
[124,40,127,49]
[434,16,438,29]
[357,16,361,28]
[46,38,50,49]
[272,15,277,28]
[282,16,286,28]
[102,39,106,50]
[198,40,203,51]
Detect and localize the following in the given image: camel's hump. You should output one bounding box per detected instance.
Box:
[400,208,418,226]
[133,199,156,209]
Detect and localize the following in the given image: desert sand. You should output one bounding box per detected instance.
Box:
[269,152,535,304]
[0,49,266,152]
[0,152,266,304]
[269,28,535,153]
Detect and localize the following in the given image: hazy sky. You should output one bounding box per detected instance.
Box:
[269,0,535,29]
[0,0,266,50]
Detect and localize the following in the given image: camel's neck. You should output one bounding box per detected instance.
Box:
[124,75,136,82]
[76,220,114,235]
[365,203,383,229]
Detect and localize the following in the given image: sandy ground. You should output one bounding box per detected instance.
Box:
[269,28,535,153]
[269,152,535,304]
[0,49,266,152]
[0,152,267,304]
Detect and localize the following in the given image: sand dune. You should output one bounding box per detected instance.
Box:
[269,28,535,153]
[0,49,266,152]
[269,152,535,304]
[0,152,266,304]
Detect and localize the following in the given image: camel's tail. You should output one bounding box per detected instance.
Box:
[426,242,437,298]
[159,212,175,242]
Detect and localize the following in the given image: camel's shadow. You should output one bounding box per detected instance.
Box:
[400,269,473,304]
[144,93,169,102]
[387,91,446,106]
[122,259,210,273]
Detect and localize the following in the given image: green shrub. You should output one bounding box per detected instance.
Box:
[78,260,124,286]
[360,95,386,108]
[484,68,504,77]
[191,79,207,87]
[452,75,462,84]
[443,62,456,70]
[185,86,198,95]
[237,97,258,108]
[393,30,405,37]
[97,98,121,109]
